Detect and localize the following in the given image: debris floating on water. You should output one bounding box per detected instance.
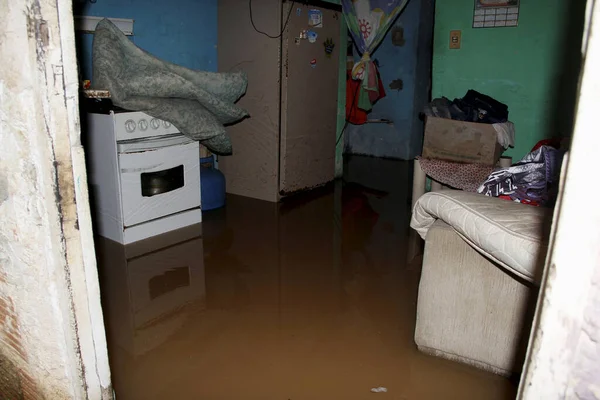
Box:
[371,387,388,393]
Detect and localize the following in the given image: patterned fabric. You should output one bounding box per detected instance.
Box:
[478,145,566,206]
[92,19,248,154]
[417,157,495,193]
[342,0,409,111]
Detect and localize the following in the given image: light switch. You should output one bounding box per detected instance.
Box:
[449,30,461,49]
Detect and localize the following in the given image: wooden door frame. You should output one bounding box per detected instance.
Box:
[1,0,112,398]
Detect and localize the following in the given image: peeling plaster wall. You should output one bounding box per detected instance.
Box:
[1,0,111,398]
[345,0,434,160]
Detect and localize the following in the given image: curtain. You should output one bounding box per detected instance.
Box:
[342,0,410,112]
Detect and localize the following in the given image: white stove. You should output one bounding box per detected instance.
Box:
[85,111,201,244]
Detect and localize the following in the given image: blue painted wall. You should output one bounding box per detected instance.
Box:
[74,0,217,81]
[344,0,434,160]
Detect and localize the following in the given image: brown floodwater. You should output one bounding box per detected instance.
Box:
[95,156,516,400]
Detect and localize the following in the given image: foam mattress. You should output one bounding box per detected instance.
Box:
[411,190,551,284]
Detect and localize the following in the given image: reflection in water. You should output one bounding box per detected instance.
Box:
[95,156,516,400]
[95,225,205,398]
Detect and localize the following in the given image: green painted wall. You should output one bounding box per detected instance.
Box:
[432,0,586,160]
[335,15,348,179]
[323,0,345,178]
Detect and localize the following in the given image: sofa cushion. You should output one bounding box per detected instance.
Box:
[411,190,551,284]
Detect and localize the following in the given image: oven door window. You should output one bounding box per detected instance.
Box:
[141,165,185,197]
[119,141,200,227]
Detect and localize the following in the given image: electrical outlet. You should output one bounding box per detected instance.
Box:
[449,30,461,49]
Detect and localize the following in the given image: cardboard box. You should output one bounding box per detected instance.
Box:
[422,117,505,165]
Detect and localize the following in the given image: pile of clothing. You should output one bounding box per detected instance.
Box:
[478,140,567,207]
[419,142,566,207]
[423,89,509,124]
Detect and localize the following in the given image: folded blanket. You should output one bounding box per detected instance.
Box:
[92,19,248,154]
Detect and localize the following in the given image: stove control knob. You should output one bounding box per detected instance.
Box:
[163,120,172,128]
[150,118,161,130]
[125,119,136,133]
[138,119,149,131]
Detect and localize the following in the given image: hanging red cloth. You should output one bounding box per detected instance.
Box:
[345,67,386,125]
[346,73,367,125]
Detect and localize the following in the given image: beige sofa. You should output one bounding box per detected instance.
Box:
[410,190,551,376]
